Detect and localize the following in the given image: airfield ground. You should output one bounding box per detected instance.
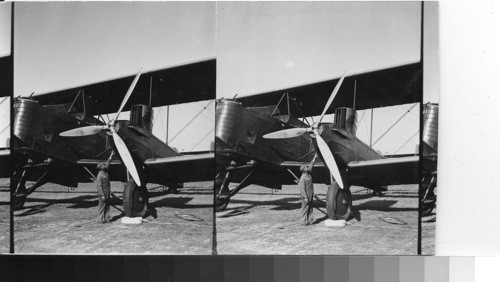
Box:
[0,179,10,254]
[421,207,436,255]
[216,184,430,255]
[12,181,213,254]
[4,179,436,255]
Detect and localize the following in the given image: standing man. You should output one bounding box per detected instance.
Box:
[96,151,114,223]
[298,153,318,225]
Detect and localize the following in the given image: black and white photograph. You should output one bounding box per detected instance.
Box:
[11,2,215,254]
[215,1,437,255]
[0,2,12,255]
[420,2,439,255]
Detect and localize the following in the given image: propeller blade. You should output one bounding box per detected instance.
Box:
[114,68,143,124]
[263,128,309,139]
[315,133,344,189]
[318,71,347,124]
[112,130,142,186]
[59,125,105,137]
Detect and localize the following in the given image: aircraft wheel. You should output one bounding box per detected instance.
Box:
[123,179,148,217]
[215,178,229,212]
[372,190,383,197]
[13,194,27,211]
[326,183,352,220]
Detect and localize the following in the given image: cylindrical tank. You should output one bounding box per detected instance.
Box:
[423,103,439,151]
[334,107,357,135]
[130,104,153,132]
[215,99,243,145]
[13,98,40,144]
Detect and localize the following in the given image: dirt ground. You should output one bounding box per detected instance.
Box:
[421,209,436,255]
[3,178,436,255]
[12,181,213,254]
[216,184,423,255]
[0,179,10,254]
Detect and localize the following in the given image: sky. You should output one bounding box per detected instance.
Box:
[217,2,434,154]
[11,2,438,154]
[14,2,216,152]
[0,3,11,147]
[0,3,10,57]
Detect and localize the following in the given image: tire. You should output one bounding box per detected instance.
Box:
[123,179,148,217]
[326,182,352,220]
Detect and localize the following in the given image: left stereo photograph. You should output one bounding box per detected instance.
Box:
[8,2,216,254]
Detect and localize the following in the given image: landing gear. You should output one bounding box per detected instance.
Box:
[13,194,27,211]
[420,172,437,217]
[123,179,148,217]
[11,168,49,211]
[215,165,255,212]
[372,190,383,197]
[326,182,352,220]
[215,172,231,212]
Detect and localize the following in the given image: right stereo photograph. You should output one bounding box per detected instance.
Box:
[214,1,438,255]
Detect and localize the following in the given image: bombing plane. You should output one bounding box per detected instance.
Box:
[11,59,215,212]
[215,62,437,218]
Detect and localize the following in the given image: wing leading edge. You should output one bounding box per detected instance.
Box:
[236,62,422,118]
[33,58,216,115]
[281,156,419,188]
[348,156,419,187]
[145,153,214,183]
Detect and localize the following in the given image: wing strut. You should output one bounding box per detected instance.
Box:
[372,103,418,147]
[169,100,214,143]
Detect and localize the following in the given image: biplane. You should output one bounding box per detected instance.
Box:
[11,59,216,213]
[215,61,437,218]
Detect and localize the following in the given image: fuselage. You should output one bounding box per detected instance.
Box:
[215,99,383,188]
[12,98,179,186]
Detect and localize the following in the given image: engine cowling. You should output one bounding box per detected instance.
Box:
[423,103,438,152]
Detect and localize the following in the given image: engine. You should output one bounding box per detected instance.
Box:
[130,104,153,133]
[422,103,438,151]
[334,107,357,135]
[13,98,40,144]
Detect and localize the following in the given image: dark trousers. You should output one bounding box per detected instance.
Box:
[301,197,313,225]
[98,196,110,223]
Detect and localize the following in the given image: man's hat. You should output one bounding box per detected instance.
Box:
[300,165,311,173]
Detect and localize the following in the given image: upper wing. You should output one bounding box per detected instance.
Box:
[33,58,216,115]
[144,153,214,183]
[236,62,422,118]
[0,55,13,97]
[348,156,419,187]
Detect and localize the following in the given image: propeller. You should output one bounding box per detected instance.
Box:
[59,125,106,137]
[60,69,143,186]
[263,127,309,139]
[263,72,347,188]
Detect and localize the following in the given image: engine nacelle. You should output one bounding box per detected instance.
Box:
[130,104,153,133]
[334,107,357,135]
[423,103,438,152]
